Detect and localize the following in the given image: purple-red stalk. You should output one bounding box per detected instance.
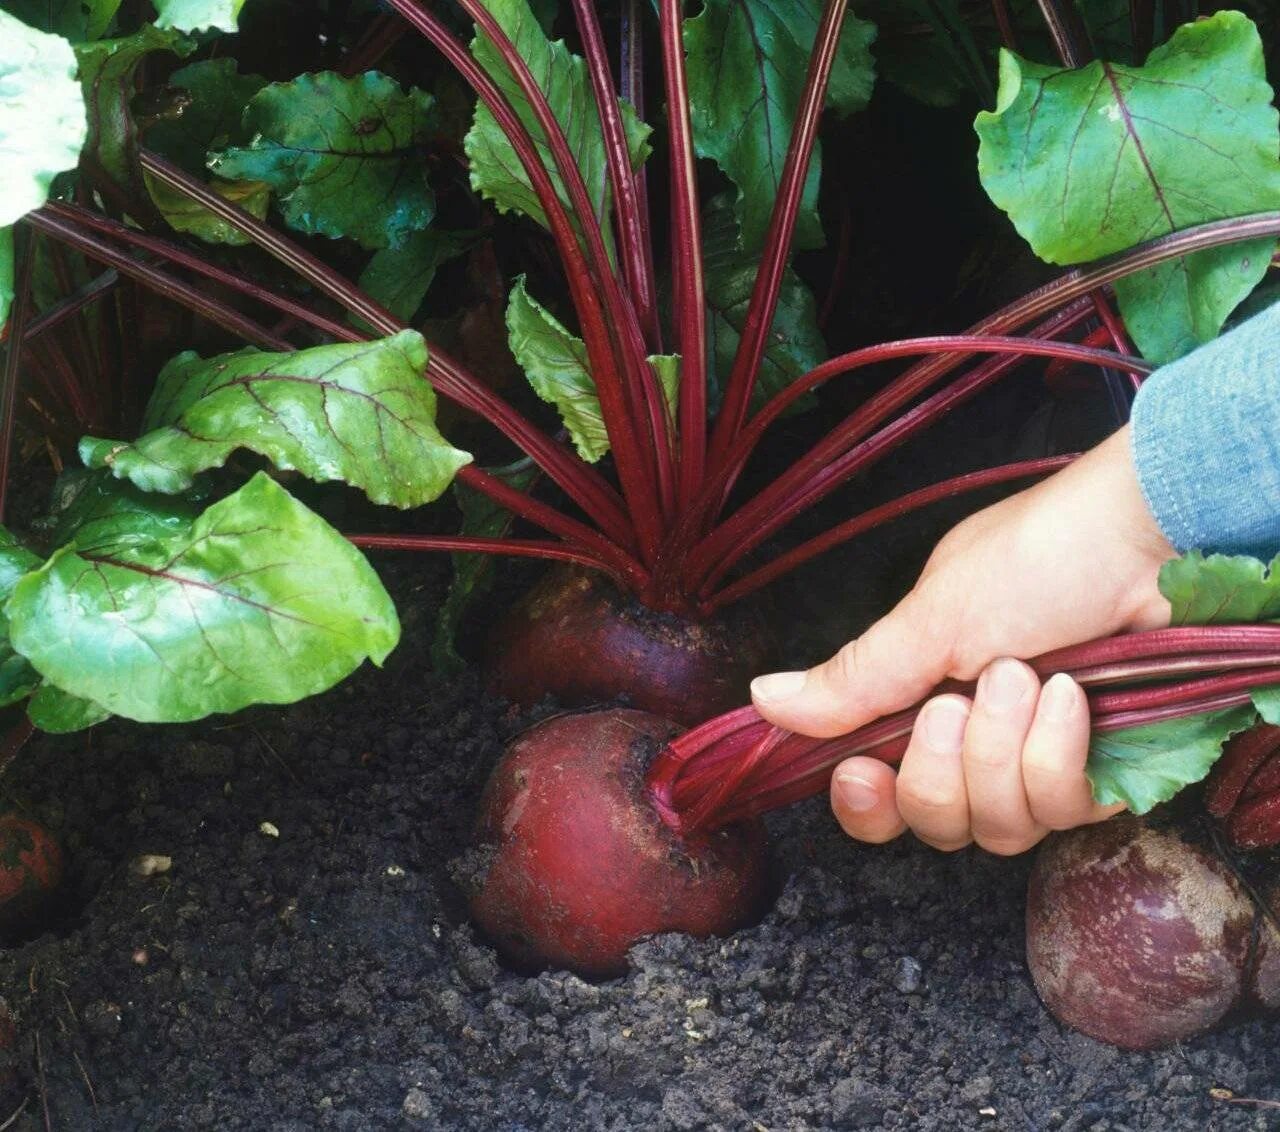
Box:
[707,0,851,474]
[443,0,670,558]
[648,627,1280,834]
[136,151,637,551]
[658,0,709,512]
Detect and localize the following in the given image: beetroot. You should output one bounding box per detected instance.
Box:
[0,813,62,938]
[1026,815,1280,1049]
[485,567,774,726]
[468,709,773,978]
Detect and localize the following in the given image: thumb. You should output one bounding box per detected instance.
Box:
[751,592,953,738]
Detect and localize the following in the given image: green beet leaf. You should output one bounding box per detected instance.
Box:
[2,0,120,41]
[703,195,825,413]
[354,229,474,330]
[506,278,604,462]
[976,12,1280,363]
[506,277,677,462]
[27,685,110,733]
[153,0,246,33]
[684,0,876,251]
[145,58,267,175]
[464,0,650,238]
[431,457,537,675]
[1088,706,1258,813]
[145,171,271,246]
[79,330,471,508]
[210,71,436,250]
[0,229,12,330]
[1085,549,1280,812]
[8,473,400,724]
[0,528,42,710]
[75,25,194,206]
[0,12,87,230]
[1161,549,1280,625]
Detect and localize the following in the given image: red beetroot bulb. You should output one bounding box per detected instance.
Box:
[0,813,62,937]
[1026,815,1276,1050]
[485,567,774,726]
[468,709,774,978]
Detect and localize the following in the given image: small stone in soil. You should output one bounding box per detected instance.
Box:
[894,955,923,993]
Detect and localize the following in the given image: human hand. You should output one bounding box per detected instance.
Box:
[750,425,1176,854]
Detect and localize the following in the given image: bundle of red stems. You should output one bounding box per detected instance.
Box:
[1204,722,1280,849]
[647,624,1280,834]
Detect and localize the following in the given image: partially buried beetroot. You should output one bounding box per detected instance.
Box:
[0,813,62,939]
[485,567,774,726]
[1026,814,1280,1049]
[468,709,774,978]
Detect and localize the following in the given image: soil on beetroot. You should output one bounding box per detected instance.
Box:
[1,387,1278,1131]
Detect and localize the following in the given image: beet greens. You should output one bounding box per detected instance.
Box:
[1,0,1280,819]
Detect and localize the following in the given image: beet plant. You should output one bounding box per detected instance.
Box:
[3,0,1279,738]
[3,0,1280,1045]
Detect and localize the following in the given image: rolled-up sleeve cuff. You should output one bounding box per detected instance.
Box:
[1129,303,1280,558]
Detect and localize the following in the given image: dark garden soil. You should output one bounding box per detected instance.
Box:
[1,393,1279,1132]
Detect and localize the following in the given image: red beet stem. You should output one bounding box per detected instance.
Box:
[647,629,1280,834]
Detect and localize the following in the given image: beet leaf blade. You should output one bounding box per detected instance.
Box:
[210,71,436,250]
[464,0,651,236]
[1086,551,1280,811]
[79,331,471,508]
[7,472,400,724]
[976,11,1280,363]
[684,0,875,251]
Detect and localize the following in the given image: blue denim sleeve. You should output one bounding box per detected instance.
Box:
[1130,302,1280,558]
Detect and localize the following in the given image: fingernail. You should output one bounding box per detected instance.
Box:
[979,658,1031,713]
[751,671,807,703]
[833,771,879,813]
[921,698,969,754]
[1040,672,1079,722]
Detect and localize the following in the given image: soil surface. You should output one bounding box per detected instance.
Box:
[0,391,1278,1131]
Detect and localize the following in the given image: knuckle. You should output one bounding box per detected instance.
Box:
[973,829,1042,857]
[898,777,960,815]
[917,833,972,853]
[965,742,1018,774]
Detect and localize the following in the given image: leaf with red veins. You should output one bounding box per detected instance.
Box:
[79,330,471,509]
[684,0,876,252]
[7,473,399,724]
[976,11,1280,362]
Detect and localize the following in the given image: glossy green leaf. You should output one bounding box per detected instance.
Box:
[0,528,41,709]
[2,0,120,42]
[8,473,399,723]
[506,277,677,462]
[1160,550,1280,626]
[684,0,876,251]
[144,58,267,174]
[0,228,12,329]
[75,25,194,203]
[0,12,87,226]
[80,331,471,508]
[210,71,435,250]
[464,0,650,236]
[976,12,1280,362]
[431,457,537,675]
[1088,706,1258,813]
[506,277,603,461]
[27,685,110,732]
[702,195,825,413]
[42,466,203,551]
[153,0,246,33]
[145,171,271,245]
[355,229,474,329]
[1084,549,1280,811]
